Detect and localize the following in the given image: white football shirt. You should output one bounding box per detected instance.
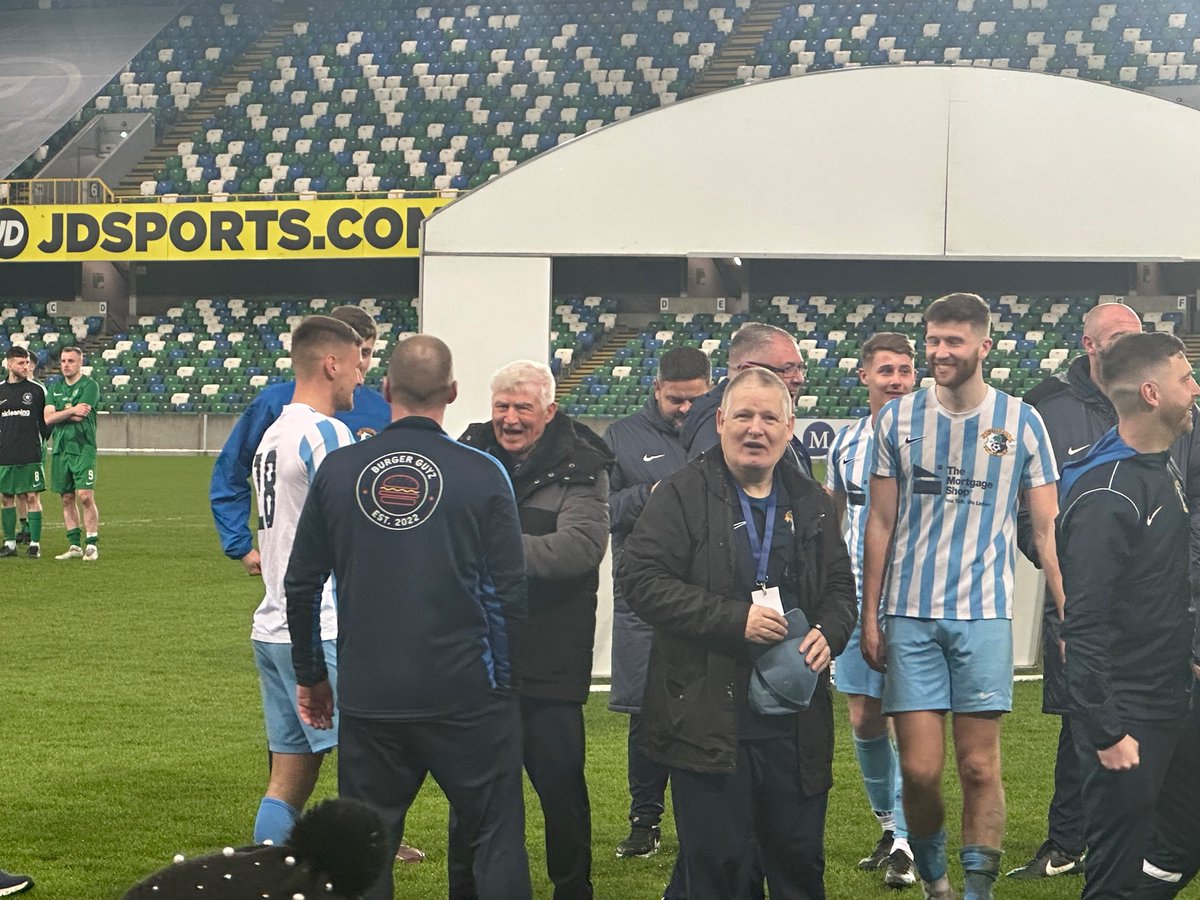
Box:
[825,415,874,603]
[250,403,355,642]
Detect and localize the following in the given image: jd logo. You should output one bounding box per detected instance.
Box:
[0,209,28,260]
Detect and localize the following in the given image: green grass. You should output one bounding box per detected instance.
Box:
[4,456,1195,898]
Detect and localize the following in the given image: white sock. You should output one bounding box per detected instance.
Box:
[875,810,897,833]
[3,541,14,549]
[892,836,913,858]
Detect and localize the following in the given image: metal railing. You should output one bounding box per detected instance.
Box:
[0,178,114,205]
[0,180,461,205]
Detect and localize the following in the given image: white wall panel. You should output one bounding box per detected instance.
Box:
[945,69,1200,259]
[420,254,552,437]
[424,67,952,259]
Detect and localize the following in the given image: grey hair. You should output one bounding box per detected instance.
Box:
[728,322,797,367]
[719,367,793,418]
[490,359,556,407]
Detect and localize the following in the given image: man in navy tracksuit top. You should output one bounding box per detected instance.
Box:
[284,336,532,900]
[210,305,390,573]
[1056,332,1200,900]
[605,346,711,861]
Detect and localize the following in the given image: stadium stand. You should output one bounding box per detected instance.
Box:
[13,0,1200,188]
[7,1,271,181]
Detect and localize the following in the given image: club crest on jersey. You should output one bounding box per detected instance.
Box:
[355,427,378,441]
[22,392,32,405]
[357,452,442,530]
[981,428,1014,457]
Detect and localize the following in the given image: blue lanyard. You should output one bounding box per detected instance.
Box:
[736,482,777,589]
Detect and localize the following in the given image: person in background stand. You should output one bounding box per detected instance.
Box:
[680,323,814,479]
[457,360,613,900]
[1055,331,1200,899]
[622,367,856,900]
[605,346,711,861]
[825,332,918,889]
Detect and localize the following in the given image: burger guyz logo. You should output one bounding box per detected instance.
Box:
[0,209,29,260]
[29,205,425,255]
[357,451,442,530]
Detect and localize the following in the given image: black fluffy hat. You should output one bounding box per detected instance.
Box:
[124,799,389,899]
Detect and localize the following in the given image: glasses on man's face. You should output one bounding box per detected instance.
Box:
[742,361,804,377]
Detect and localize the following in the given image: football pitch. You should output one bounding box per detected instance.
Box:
[3,455,1191,899]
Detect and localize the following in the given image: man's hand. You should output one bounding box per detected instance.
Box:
[861,622,887,673]
[798,627,830,673]
[1097,734,1139,771]
[745,605,788,644]
[297,681,334,729]
[240,549,262,576]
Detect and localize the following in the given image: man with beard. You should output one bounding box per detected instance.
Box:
[825,332,918,889]
[680,323,814,478]
[605,346,712,861]
[1056,331,1200,899]
[457,360,613,900]
[862,293,1065,900]
[1009,302,1200,883]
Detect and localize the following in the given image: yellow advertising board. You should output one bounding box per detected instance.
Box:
[0,197,450,262]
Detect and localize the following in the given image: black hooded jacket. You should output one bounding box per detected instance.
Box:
[461,414,614,704]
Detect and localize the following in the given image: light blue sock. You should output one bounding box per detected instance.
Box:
[254,796,298,845]
[853,733,897,828]
[910,829,948,883]
[961,845,1001,900]
[893,749,909,840]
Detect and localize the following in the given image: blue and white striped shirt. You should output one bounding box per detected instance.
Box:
[872,386,1056,620]
[251,403,356,642]
[825,415,874,605]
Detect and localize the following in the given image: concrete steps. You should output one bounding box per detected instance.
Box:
[689,0,791,97]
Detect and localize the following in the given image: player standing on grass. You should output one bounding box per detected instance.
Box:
[0,347,49,559]
[44,346,100,561]
[247,315,362,844]
[861,293,1064,900]
[825,332,917,889]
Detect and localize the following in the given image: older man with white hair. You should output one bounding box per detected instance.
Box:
[456,360,614,900]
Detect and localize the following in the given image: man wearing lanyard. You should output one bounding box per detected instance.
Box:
[621,367,857,899]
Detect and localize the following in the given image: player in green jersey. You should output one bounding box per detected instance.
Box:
[44,346,101,561]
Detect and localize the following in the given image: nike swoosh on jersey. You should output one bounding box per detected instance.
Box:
[903,436,925,445]
[1067,444,1091,456]
[1147,506,1163,527]
[841,456,855,465]
[642,453,666,462]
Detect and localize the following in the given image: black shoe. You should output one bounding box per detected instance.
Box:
[0,546,17,558]
[25,545,39,559]
[859,831,895,871]
[0,868,33,895]
[616,824,661,858]
[15,530,29,545]
[1005,840,1083,879]
[884,849,917,888]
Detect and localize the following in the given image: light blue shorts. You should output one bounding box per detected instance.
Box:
[253,639,338,754]
[881,617,1012,715]
[834,622,885,699]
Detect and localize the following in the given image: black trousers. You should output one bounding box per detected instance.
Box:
[1135,701,1200,898]
[670,737,827,900]
[338,696,531,900]
[1047,714,1087,857]
[450,696,593,900]
[1075,721,1182,900]
[628,713,669,826]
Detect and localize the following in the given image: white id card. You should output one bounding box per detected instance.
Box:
[751,585,784,616]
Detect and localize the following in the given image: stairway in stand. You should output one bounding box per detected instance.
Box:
[556,326,640,401]
[116,0,310,196]
[689,0,791,97]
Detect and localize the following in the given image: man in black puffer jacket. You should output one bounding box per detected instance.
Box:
[453,359,613,900]
[1011,303,1200,883]
[621,368,856,900]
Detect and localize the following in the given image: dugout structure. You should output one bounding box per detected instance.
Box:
[421,64,1200,669]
